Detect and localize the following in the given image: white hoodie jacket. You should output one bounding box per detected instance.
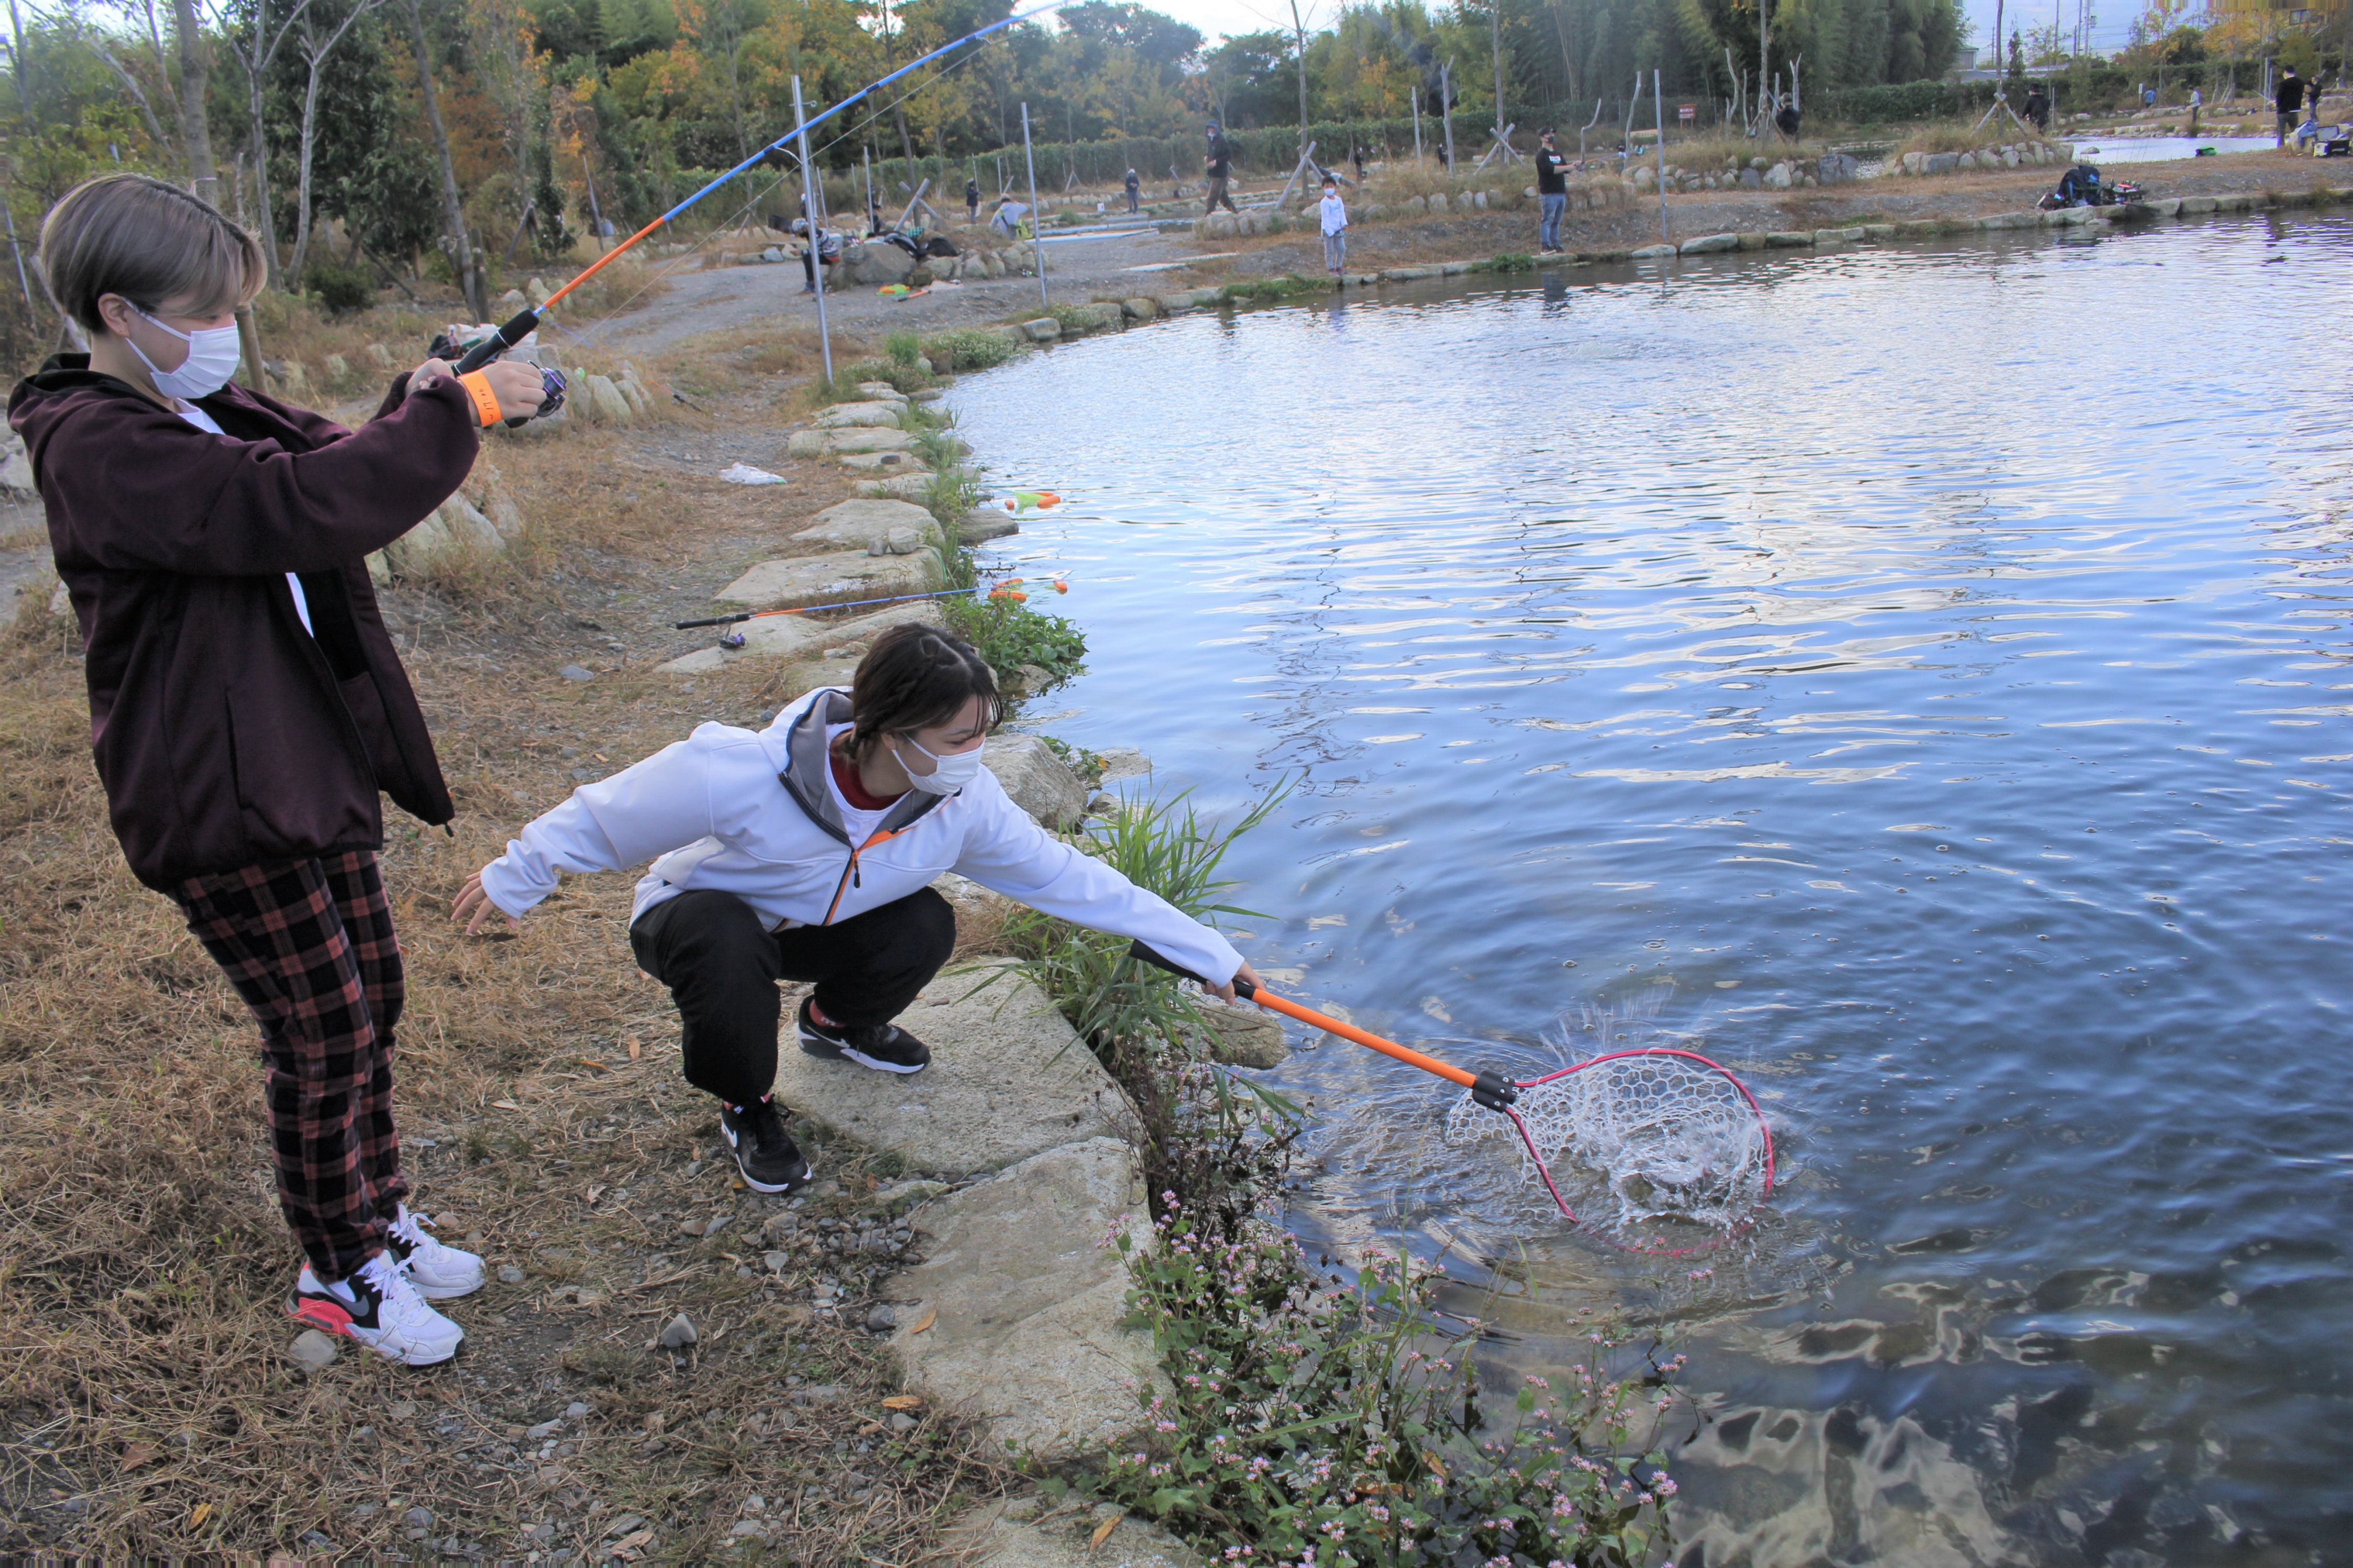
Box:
[476,686,1245,987]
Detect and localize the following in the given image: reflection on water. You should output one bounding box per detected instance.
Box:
[2070,136,2279,164]
[948,210,2353,1564]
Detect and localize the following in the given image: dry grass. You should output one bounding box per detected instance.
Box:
[0,357,1020,1558]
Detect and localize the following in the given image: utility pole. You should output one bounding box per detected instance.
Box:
[1491,0,1506,147]
[1759,0,1771,140]
[1289,0,1311,158]
[1021,101,1047,308]
[1653,70,1666,240]
[793,74,832,386]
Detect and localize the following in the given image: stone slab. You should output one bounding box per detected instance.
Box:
[780,959,1132,1176]
[839,451,926,473]
[855,473,936,500]
[886,1136,1160,1462]
[960,511,1019,544]
[813,401,904,429]
[793,498,942,551]
[942,1497,1205,1568]
[983,734,1087,828]
[714,548,939,610]
[656,599,945,675]
[1678,233,1738,254]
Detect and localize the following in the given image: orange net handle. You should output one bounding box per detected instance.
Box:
[1246,990,1479,1090]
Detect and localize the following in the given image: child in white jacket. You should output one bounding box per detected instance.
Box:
[451,623,1258,1194]
[1319,176,1348,275]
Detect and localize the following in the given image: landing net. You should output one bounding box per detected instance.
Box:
[1443,1049,1774,1243]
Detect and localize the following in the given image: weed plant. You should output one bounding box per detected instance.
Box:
[1476,253,1536,273]
[1091,1217,1682,1566]
[921,327,1022,371]
[885,330,922,366]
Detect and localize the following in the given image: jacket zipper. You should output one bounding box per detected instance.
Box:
[823,829,897,924]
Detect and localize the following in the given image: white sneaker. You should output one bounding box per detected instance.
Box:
[289,1251,464,1367]
[386,1205,486,1300]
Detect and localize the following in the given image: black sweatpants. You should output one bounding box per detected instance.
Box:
[629,887,955,1104]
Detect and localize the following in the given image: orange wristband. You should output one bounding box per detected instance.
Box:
[456,370,502,428]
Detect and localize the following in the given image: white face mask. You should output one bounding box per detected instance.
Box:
[897,734,987,796]
[128,308,242,401]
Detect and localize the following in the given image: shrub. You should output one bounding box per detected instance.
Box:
[1477,252,1536,273]
[922,327,1020,371]
[303,260,374,316]
[1093,1214,1683,1566]
[884,330,921,366]
[944,589,1085,685]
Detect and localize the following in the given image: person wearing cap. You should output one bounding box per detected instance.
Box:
[1534,129,1569,255]
[1204,122,1239,215]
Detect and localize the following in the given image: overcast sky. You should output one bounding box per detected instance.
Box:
[1135,0,2148,67]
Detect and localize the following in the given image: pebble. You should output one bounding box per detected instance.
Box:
[676,1218,705,1237]
[889,1412,918,1432]
[497,1265,528,1285]
[559,664,595,681]
[763,1251,791,1272]
[384,1402,416,1420]
[728,1520,767,1538]
[300,1530,333,1549]
[288,1329,340,1369]
[704,1215,729,1237]
[566,1401,590,1418]
[741,1494,767,1516]
[527,1419,563,1439]
[607,1514,646,1537]
[404,1506,436,1530]
[865,1304,898,1333]
[659,1312,699,1349]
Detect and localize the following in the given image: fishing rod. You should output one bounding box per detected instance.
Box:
[673,576,1064,630]
[453,0,1070,403]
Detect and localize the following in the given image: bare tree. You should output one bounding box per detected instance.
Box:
[171,0,216,198]
[62,6,174,148]
[283,0,384,284]
[221,0,320,288]
[401,0,482,316]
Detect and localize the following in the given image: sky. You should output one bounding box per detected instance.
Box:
[1124,0,2152,65]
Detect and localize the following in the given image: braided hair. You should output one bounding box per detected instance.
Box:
[847,623,1002,757]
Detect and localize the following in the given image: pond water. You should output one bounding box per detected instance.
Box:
[2070,135,2281,164]
[947,211,2353,1565]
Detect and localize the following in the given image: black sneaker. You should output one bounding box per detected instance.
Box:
[795,997,932,1075]
[719,1095,814,1194]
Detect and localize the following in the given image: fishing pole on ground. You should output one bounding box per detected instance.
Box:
[450,0,1073,415]
[673,576,1067,635]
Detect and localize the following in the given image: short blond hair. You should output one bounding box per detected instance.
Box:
[39,173,265,334]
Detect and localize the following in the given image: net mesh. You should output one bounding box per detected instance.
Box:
[1443,1051,1771,1234]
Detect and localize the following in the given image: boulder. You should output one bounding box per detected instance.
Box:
[657,599,944,676]
[1818,152,1859,185]
[856,381,909,404]
[1739,167,1763,189]
[1121,297,1158,319]
[1185,1000,1288,1069]
[1426,191,1449,213]
[1765,231,1812,247]
[1763,162,1792,189]
[793,498,942,552]
[1678,233,1739,254]
[982,734,1087,828]
[814,401,905,429]
[785,965,1134,1175]
[1068,303,1122,331]
[584,374,633,425]
[886,1137,1161,1462]
[847,241,917,285]
[2177,194,2218,214]
[1020,318,1061,343]
[839,450,923,474]
[0,428,36,499]
[713,547,941,611]
[1956,152,1979,171]
[960,511,1020,544]
[1923,152,1960,176]
[363,342,394,369]
[1629,243,1676,258]
[941,1497,1205,1568]
[1155,292,1197,314]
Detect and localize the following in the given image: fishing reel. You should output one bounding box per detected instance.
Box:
[436,310,568,428]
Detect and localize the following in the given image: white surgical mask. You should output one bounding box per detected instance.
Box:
[129,308,242,401]
[897,734,986,796]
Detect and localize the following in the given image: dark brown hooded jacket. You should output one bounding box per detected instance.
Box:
[8,357,477,889]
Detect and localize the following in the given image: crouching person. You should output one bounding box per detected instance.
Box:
[452,624,1259,1193]
[10,174,547,1366]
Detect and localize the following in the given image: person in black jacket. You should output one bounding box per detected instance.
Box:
[1123,167,1140,213]
[8,174,544,1367]
[1204,122,1240,215]
[965,177,980,222]
[1534,129,1569,253]
[2277,67,2305,147]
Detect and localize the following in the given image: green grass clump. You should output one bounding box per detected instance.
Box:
[884,330,922,367]
[922,328,1020,371]
[944,590,1085,686]
[1220,273,1324,303]
[1476,252,1536,273]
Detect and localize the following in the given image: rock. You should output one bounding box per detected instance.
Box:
[814,401,904,430]
[887,1138,1162,1462]
[981,734,1087,828]
[1187,1000,1288,1068]
[1155,292,1196,313]
[1739,167,1762,189]
[1766,231,1812,247]
[858,383,909,405]
[1818,152,1859,185]
[960,510,1019,544]
[712,548,941,611]
[1678,233,1738,255]
[773,959,1133,1177]
[363,342,393,369]
[848,241,917,285]
[839,450,923,474]
[866,1304,898,1333]
[940,1496,1207,1568]
[1426,190,1449,213]
[1629,243,1676,258]
[1956,151,1978,171]
[794,498,942,553]
[1923,152,1960,176]
[566,1401,591,1418]
[1095,746,1150,783]
[497,1264,527,1285]
[1019,318,1060,343]
[728,1520,768,1539]
[786,426,918,460]
[1120,297,1157,319]
[876,1177,952,1209]
[323,353,351,388]
[2177,194,2217,214]
[659,1312,698,1349]
[890,1411,918,1432]
[1763,162,1792,190]
[764,1250,792,1272]
[288,1329,340,1369]
[526,1418,563,1439]
[854,472,936,501]
[0,428,37,499]
[558,663,595,682]
[578,373,630,425]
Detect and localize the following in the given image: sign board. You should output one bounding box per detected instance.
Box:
[1678,103,1697,123]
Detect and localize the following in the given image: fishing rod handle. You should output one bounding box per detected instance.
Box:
[1127,939,1254,999]
[675,612,754,630]
[454,307,557,429]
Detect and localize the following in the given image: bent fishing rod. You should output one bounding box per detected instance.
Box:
[453,0,1069,405]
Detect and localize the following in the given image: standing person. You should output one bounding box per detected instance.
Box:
[1533,128,1569,255]
[990,197,1030,238]
[1351,144,1366,182]
[2276,66,2304,148]
[1318,175,1348,276]
[1203,121,1239,215]
[2025,83,2050,131]
[1123,167,1141,213]
[450,625,1261,1194]
[965,177,981,223]
[8,174,545,1366]
[2188,86,2202,136]
[794,219,839,295]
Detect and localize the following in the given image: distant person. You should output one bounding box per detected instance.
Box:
[2025,83,2050,130]
[2276,67,2304,147]
[990,197,1029,238]
[2142,83,2156,108]
[1775,101,1800,139]
[1533,128,1569,254]
[1203,122,1239,215]
[2188,86,2202,135]
[1317,175,1347,275]
[792,219,839,295]
[1123,167,1140,213]
[964,178,980,222]
[1351,144,1366,181]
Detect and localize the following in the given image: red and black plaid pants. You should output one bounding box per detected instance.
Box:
[172,850,407,1283]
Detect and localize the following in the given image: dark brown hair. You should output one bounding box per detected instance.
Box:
[39,174,265,334]
[848,623,1001,755]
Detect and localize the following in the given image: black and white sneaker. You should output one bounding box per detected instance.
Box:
[796,997,932,1075]
[720,1095,814,1194]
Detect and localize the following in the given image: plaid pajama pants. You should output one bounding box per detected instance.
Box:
[171,851,407,1284]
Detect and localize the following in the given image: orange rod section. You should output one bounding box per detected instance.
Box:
[541,216,671,312]
[1249,990,1479,1090]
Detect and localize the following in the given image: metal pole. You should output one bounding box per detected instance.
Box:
[793,75,833,386]
[863,144,874,231]
[1021,101,1047,307]
[1654,70,1667,240]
